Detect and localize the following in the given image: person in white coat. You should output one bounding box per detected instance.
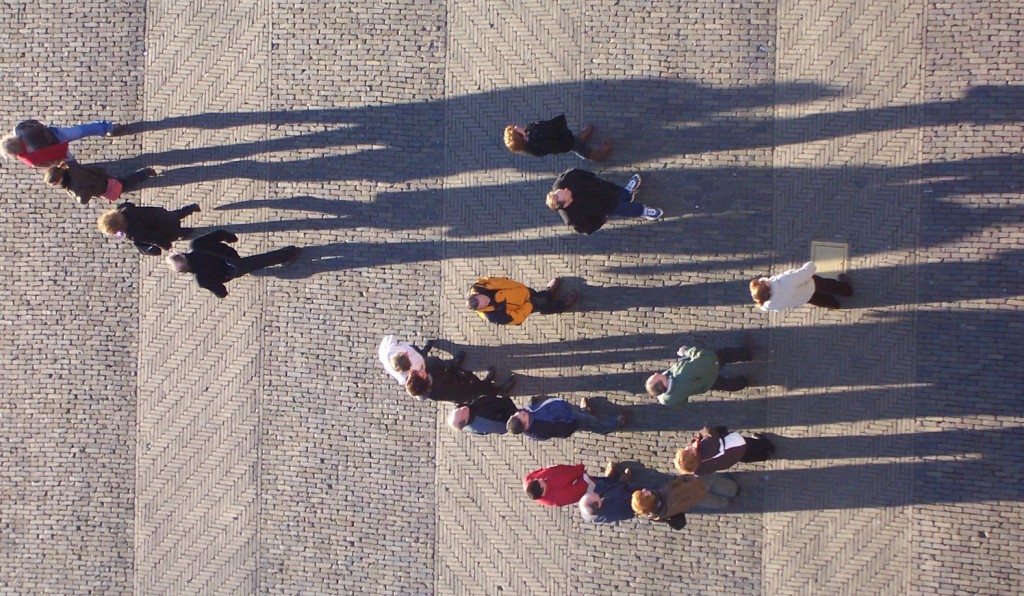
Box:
[750,261,852,311]
[377,336,437,384]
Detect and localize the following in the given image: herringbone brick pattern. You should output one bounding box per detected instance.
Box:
[767,0,923,592]
[134,0,269,593]
[437,1,582,593]
[1,0,1022,594]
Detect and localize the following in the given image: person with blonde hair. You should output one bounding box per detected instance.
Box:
[97,201,200,256]
[674,425,775,476]
[503,114,610,161]
[547,168,662,235]
[44,161,156,204]
[631,473,737,529]
[750,261,853,311]
[2,118,120,168]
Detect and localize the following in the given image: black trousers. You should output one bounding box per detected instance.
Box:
[741,436,775,462]
[529,289,568,314]
[228,246,299,278]
[171,204,200,220]
[808,275,853,309]
[118,168,154,193]
[710,346,753,391]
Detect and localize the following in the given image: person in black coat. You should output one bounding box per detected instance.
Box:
[447,393,519,435]
[165,230,300,298]
[504,115,611,161]
[404,354,517,404]
[546,169,664,235]
[98,202,201,255]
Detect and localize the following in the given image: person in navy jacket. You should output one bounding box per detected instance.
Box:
[505,396,626,440]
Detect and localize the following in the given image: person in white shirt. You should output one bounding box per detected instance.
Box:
[377,335,438,384]
[750,261,852,311]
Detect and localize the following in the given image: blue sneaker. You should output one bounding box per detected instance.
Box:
[642,207,663,220]
[624,173,642,200]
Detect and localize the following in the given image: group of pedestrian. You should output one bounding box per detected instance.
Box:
[372,113,859,531]
[3,118,301,297]
[5,110,855,533]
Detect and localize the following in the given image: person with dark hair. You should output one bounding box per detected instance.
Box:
[522,463,592,507]
[447,393,519,435]
[166,230,300,298]
[467,276,578,326]
[404,354,516,403]
[645,344,753,407]
[579,462,644,525]
[503,115,611,161]
[675,425,775,475]
[2,119,120,168]
[505,396,626,440]
[44,161,156,204]
[378,335,434,384]
[750,261,853,311]
[546,168,663,235]
[97,202,200,255]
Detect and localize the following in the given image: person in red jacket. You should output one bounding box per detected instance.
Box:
[522,464,592,507]
[2,119,120,167]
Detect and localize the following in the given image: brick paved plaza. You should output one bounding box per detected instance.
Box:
[1,0,1022,594]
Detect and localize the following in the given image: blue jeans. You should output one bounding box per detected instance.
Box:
[573,406,619,435]
[609,188,644,218]
[50,121,114,143]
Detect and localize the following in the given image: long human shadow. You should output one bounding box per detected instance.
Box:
[105,81,1024,181]
[769,427,1023,461]
[723,437,1024,513]
[193,149,1024,256]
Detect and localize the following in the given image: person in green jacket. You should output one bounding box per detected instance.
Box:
[645,344,752,407]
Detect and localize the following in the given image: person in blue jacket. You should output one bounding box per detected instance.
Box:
[505,396,626,440]
[579,463,645,524]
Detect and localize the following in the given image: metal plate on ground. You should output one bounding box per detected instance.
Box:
[811,241,849,279]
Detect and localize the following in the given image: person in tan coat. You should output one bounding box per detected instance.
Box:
[631,473,737,529]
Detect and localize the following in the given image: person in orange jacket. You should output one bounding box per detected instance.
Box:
[466,276,579,325]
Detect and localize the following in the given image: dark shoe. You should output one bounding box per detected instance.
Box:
[178,227,195,240]
[498,374,517,395]
[734,375,750,390]
[545,277,561,296]
[420,340,435,356]
[616,412,630,430]
[560,291,580,311]
[620,467,634,483]
[186,203,201,214]
[281,247,301,267]
[142,167,158,178]
[577,124,595,143]
[450,351,466,368]
[589,139,612,162]
[482,366,496,384]
[106,124,126,137]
